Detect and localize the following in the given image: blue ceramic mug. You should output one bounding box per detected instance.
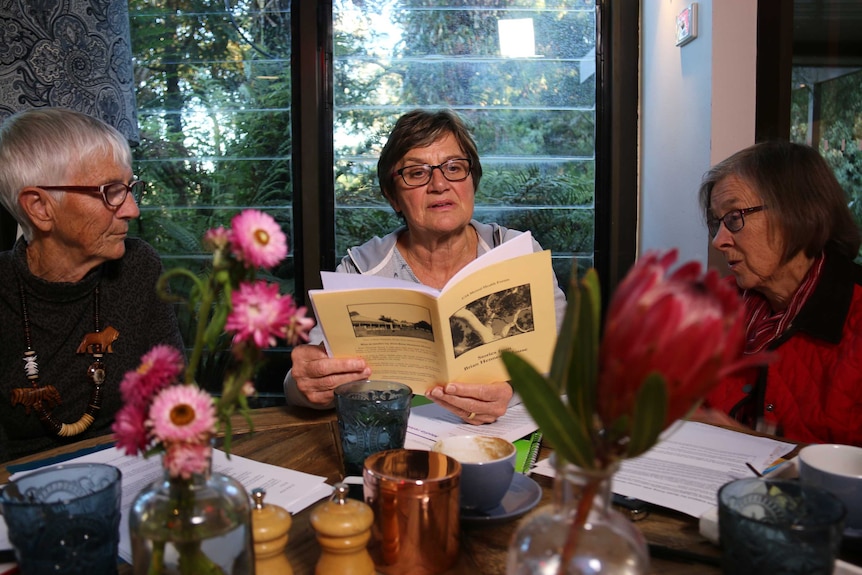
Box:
[432,435,516,511]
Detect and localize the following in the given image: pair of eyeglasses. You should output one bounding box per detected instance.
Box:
[394,158,472,187]
[707,205,765,237]
[38,180,146,207]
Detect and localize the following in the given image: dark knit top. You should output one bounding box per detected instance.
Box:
[0,238,184,462]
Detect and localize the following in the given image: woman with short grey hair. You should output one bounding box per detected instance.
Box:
[0,107,183,461]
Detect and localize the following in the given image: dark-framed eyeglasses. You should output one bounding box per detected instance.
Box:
[707,205,765,237]
[394,158,472,187]
[37,180,146,207]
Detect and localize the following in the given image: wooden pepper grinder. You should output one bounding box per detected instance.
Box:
[310,482,375,575]
[250,487,293,575]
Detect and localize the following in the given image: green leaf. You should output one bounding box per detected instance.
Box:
[625,373,668,458]
[568,269,600,424]
[503,352,596,469]
[548,263,581,394]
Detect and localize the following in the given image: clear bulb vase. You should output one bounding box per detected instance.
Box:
[128,450,254,575]
[507,456,649,575]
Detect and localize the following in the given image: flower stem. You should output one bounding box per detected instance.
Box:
[147,543,165,575]
[187,282,216,385]
[558,477,600,575]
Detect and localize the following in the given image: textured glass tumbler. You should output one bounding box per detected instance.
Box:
[334,379,412,476]
[0,463,122,575]
[718,477,846,575]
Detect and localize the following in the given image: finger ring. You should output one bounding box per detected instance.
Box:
[468,412,476,420]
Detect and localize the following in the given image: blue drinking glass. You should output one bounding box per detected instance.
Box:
[334,380,412,477]
[0,462,122,575]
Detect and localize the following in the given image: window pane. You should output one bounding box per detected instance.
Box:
[332,1,597,282]
[790,67,862,261]
[128,0,293,398]
[129,0,294,287]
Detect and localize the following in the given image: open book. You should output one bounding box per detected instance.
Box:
[308,232,558,394]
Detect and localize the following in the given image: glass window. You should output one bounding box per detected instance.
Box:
[790,67,862,256]
[129,0,293,286]
[332,1,596,286]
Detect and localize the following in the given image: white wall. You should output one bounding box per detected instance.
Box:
[640,0,758,269]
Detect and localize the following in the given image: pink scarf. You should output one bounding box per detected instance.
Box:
[742,253,824,354]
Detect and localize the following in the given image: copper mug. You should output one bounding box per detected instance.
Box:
[363,449,461,575]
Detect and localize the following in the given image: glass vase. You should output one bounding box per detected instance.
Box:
[507,456,649,575]
[128,449,254,575]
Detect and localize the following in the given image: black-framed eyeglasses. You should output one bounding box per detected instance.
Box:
[707,205,765,237]
[394,158,472,187]
[37,180,146,207]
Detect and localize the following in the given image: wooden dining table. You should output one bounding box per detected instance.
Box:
[3,405,860,575]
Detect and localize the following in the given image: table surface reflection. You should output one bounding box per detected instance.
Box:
[3,405,860,575]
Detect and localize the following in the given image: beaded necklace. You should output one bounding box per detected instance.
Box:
[11,280,117,437]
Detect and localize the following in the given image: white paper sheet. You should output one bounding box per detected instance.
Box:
[532,421,796,518]
[404,400,538,449]
[1,446,332,563]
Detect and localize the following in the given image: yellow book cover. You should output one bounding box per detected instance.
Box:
[308,233,557,394]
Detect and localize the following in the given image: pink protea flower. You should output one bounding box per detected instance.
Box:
[229,209,287,269]
[597,250,765,428]
[164,442,212,479]
[120,344,184,409]
[148,384,217,444]
[112,404,150,456]
[226,281,294,348]
[283,305,315,345]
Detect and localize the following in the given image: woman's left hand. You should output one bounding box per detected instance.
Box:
[424,381,513,424]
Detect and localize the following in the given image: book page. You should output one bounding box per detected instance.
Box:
[435,250,557,384]
[442,231,534,288]
[310,287,448,392]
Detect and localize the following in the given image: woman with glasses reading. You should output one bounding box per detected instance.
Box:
[0,107,183,461]
[694,140,862,446]
[284,109,566,424]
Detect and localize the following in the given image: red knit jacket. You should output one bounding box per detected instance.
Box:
[704,250,862,447]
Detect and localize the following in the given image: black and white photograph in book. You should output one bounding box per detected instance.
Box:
[450,284,535,358]
[347,303,435,342]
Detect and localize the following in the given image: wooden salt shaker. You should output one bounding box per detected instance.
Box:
[310,482,375,575]
[250,487,293,575]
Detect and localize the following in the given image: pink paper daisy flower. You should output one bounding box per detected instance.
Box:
[284,305,315,345]
[121,344,185,409]
[164,442,212,479]
[241,381,256,397]
[226,281,294,348]
[148,385,216,444]
[229,209,287,269]
[112,404,150,456]
[203,226,230,252]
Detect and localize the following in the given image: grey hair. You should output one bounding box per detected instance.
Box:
[0,107,132,241]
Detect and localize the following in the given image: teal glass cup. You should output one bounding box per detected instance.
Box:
[718,477,846,575]
[334,380,412,477]
[0,462,122,575]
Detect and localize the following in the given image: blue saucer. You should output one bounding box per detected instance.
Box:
[461,473,543,524]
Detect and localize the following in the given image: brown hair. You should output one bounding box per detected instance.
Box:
[699,141,861,262]
[377,109,482,203]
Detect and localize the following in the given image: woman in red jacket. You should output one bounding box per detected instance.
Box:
[697,141,862,446]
